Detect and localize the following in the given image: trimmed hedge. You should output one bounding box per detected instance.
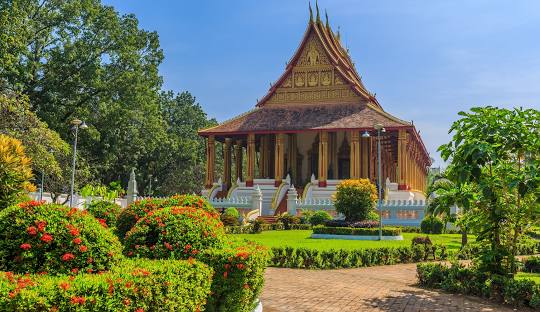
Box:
[269,244,447,269]
[0,201,123,275]
[312,225,402,236]
[202,240,269,312]
[0,258,213,311]
[417,263,540,308]
[86,200,121,229]
[454,240,540,260]
[225,223,311,234]
[524,256,540,273]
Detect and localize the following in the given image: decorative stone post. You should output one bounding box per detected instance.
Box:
[251,186,263,217]
[318,131,328,187]
[205,135,216,188]
[127,168,138,206]
[287,186,298,216]
[246,133,256,187]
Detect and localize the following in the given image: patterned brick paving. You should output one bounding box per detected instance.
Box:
[261,264,527,312]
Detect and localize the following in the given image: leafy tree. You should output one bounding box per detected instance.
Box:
[0,0,166,185]
[439,106,540,275]
[0,134,35,209]
[334,179,378,222]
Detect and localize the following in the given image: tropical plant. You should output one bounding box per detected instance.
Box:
[308,210,332,226]
[334,179,378,222]
[420,216,444,234]
[0,135,35,209]
[439,106,540,275]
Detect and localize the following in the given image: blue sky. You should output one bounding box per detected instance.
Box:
[103,0,540,166]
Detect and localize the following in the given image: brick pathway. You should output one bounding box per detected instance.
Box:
[261,263,527,312]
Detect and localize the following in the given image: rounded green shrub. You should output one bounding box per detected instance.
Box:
[224,207,239,218]
[334,179,377,222]
[366,210,380,221]
[276,213,300,230]
[86,200,121,229]
[420,216,444,234]
[116,194,217,240]
[308,210,332,226]
[0,201,122,274]
[123,206,226,259]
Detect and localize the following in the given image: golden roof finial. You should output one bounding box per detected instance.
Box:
[336,26,341,40]
[309,2,313,22]
[325,9,329,28]
[315,0,320,22]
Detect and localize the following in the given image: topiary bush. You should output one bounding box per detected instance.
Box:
[420,216,444,234]
[308,210,332,226]
[0,201,123,275]
[123,206,226,259]
[221,207,240,226]
[0,135,36,210]
[86,200,121,229]
[116,194,217,240]
[334,179,377,222]
[0,258,213,311]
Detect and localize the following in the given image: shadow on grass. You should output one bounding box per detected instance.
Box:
[363,287,530,312]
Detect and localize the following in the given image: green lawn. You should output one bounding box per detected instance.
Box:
[516,272,540,284]
[231,230,467,252]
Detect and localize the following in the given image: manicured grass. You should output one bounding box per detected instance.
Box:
[231,230,468,252]
[516,272,540,284]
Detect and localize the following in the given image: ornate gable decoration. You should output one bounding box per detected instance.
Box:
[264,32,360,105]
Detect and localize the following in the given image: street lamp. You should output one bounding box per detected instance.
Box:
[374,123,386,241]
[69,119,88,208]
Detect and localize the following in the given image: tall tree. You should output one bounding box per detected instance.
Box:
[0,0,166,184]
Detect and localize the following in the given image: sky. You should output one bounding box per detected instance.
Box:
[102,0,540,167]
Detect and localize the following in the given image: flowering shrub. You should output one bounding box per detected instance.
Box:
[116,194,217,240]
[0,201,122,274]
[202,240,269,312]
[334,179,378,222]
[123,206,226,259]
[0,258,213,311]
[86,200,122,229]
[0,135,36,210]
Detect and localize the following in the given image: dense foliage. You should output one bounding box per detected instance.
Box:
[334,179,378,222]
[202,240,269,312]
[225,223,311,234]
[124,206,226,259]
[439,107,540,274]
[269,245,447,269]
[221,207,240,226]
[524,256,540,273]
[308,210,332,226]
[86,200,122,229]
[420,216,444,234]
[0,201,122,274]
[0,259,213,311]
[116,194,216,239]
[0,135,35,209]
[417,263,540,308]
[324,220,380,228]
[276,213,301,230]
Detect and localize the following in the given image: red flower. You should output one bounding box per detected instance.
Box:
[98,219,108,228]
[62,253,75,261]
[223,271,228,279]
[243,284,250,289]
[164,242,173,250]
[136,309,144,312]
[36,220,47,232]
[59,281,70,291]
[123,299,131,306]
[72,237,82,245]
[236,263,245,270]
[20,243,31,250]
[67,225,80,236]
[71,268,78,274]
[70,296,86,305]
[184,244,191,253]
[27,226,37,236]
[41,234,53,243]
[79,245,88,252]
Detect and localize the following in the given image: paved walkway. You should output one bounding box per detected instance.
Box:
[261,263,527,312]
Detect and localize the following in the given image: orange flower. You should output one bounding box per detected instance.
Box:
[72,237,82,245]
[70,296,86,305]
[79,245,88,252]
[59,281,70,291]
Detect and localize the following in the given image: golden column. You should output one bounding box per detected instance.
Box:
[287,134,298,183]
[223,138,232,190]
[259,135,269,178]
[350,131,360,179]
[397,129,407,189]
[234,139,243,182]
[360,133,370,178]
[318,131,329,187]
[246,133,256,187]
[274,133,285,186]
[205,135,216,188]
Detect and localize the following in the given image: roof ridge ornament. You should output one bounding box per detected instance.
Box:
[315,0,320,23]
[325,9,329,28]
[309,2,313,22]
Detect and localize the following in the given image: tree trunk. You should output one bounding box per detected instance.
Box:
[461,228,468,248]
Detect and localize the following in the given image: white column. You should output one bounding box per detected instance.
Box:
[287,186,298,216]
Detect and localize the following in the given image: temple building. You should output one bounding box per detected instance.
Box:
[199,6,431,216]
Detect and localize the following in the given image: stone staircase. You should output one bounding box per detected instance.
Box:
[257,216,278,224]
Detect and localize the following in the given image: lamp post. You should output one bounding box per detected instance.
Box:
[69,119,88,208]
[374,124,386,240]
